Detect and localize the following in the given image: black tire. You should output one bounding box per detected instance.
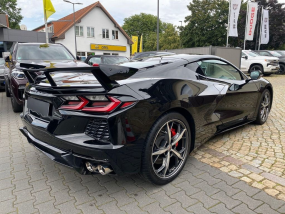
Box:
[279,64,285,74]
[5,82,10,97]
[141,112,191,185]
[255,89,271,125]
[11,93,23,113]
[249,65,263,75]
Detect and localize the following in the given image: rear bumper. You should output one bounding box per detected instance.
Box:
[20,113,143,175]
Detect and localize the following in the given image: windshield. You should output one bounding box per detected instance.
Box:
[102,56,129,65]
[243,51,259,57]
[269,51,282,57]
[16,44,74,60]
[276,51,285,56]
[0,58,4,65]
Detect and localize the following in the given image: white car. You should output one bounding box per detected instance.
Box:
[241,50,279,76]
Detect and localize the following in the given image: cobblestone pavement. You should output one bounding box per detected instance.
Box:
[1,75,285,214]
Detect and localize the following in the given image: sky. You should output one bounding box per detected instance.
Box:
[17,0,190,30]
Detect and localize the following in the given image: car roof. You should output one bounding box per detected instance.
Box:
[144,54,221,62]
[17,43,63,46]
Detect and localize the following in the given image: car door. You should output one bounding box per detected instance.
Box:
[197,59,260,131]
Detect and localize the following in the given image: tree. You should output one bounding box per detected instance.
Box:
[0,0,23,29]
[180,0,285,50]
[122,13,180,52]
[144,24,181,51]
[180,0,229,48]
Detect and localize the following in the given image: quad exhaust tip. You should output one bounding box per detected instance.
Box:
[85,162,113,175]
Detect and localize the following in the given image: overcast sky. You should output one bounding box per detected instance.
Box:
[17,0,190,30]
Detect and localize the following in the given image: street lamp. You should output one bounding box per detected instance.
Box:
[63,0,83,57]
[157,0,159,51]
[179,21,183,48]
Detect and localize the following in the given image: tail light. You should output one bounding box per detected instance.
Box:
[60,96,89,110]
[82,97,121,112]
[60,95,134,113]
[93,63,99,67]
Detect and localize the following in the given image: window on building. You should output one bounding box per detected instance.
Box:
[77,52,86,61]
[48,25,54,33]
[103,53,111,55]
[87,52,95,56]
[102,29,109,39]
[76,26,84,36]
[87,27,94,37]
[112,30,118,40]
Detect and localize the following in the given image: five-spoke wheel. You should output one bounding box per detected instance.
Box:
[151,119,188,179]
[141,112,191,185]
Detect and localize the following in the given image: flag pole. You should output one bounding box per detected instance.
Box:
[44,13,49,44]
[258,7,263,50]
[226,0,231,47]
[244,2,249,50]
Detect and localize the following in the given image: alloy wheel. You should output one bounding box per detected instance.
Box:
[260,91,270,122]
[151,119,188,179]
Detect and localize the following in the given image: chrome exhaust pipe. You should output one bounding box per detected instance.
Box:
[98,165,113,175]
[85,162,98,172]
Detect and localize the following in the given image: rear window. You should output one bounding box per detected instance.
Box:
[88,57,101,65]
[102,56,129,65]
[16,44,74,60]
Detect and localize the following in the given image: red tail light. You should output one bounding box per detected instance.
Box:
[93,63,99,67]
[60,96,89,110]
[120,102,135,109]
[60,96,122,113]
[82,97,121,112]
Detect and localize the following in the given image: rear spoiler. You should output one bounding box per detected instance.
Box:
[17,63,139,91]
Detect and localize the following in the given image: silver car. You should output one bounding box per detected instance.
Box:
[0,58,5,89]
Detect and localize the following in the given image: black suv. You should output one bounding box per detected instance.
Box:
[4,42,89,112]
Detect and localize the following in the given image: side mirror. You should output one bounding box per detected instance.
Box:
[76,56,81,60]
[242,55,248,60]
[5,56,11,62]
[250,71,261,80]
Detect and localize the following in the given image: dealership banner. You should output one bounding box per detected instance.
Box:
[260,9,269,44]
[245,2,258,41]
[228,0,241,37]
[131,36,138,55]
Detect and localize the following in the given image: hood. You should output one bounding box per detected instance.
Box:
[15,59,90,68]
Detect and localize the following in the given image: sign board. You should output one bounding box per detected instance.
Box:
[90,44,127,52]
[245,2,258,41]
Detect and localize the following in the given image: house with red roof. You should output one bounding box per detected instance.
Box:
[33,2,132,60]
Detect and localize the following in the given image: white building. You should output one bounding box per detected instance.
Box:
[33,2,132,60]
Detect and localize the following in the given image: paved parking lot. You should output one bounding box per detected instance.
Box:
[1,75,285,214]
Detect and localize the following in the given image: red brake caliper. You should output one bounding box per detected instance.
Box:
[171,128,178,147]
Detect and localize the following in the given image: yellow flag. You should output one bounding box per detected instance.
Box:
[139,35,143,53]
[43,0,56,20]
[132,36,138,55]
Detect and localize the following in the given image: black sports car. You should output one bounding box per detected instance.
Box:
[19,54,272,185]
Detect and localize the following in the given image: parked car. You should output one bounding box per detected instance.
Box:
[0,58,5,89]
[253,50,285,74]
[85,55,129,66]
[19,54,273,185]
[4,42,89,112]
[132,51,175,61]
[275,51,285,57]
[241,50,279,76]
